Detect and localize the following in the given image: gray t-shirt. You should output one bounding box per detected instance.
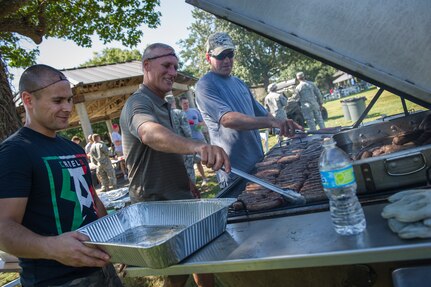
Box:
[119,85,192,202]
[195,72,267,187]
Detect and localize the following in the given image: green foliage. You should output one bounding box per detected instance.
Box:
[323,87,425,128]
[0,0,161,70]
[0,34,38,68]
[0,272,19,286]
[179,8,336,90]
[80,48,142,67]
[58,121,112,145]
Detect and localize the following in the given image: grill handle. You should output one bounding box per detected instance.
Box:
[384,152,426,176]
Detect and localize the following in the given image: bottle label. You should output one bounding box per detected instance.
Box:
[320,165,356,188]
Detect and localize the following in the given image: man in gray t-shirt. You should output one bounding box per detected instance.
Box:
[120,43,230,204]
[195,32,302,188]
[120,43,230,287]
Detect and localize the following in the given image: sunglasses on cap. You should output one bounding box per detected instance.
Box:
[211,50,234,60]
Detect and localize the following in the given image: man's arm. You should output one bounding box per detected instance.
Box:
[138,121,230,172]
[0,198,110,267]
[220,112,301,137]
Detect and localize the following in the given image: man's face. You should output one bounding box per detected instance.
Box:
[206,49,234,77]
[23,80,73,137]
[143,48,178,97]
[181,99,189,111]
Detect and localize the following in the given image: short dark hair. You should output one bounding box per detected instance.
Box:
[19,64,69,94]
[179,95,189,102]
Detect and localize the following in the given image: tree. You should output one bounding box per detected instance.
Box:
[280,56,337,93]
[179,9,336,92]
[0,0,161,141]
[179,9,301,88]
[80,48,142,67]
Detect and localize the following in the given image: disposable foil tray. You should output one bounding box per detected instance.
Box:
[78,198,235,268]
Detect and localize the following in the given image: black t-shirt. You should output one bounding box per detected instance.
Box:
[0,128,100,286]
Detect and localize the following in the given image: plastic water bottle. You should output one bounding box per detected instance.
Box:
[319,137,366,235]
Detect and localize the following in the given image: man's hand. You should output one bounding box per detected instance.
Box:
[273,119,303,138]
[47,231,111,267]
[194,144,231,173]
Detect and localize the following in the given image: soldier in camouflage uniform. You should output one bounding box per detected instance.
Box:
[165,95,196,183]
[291,71,326,131]
[90,134,117,191]
[264,83,288,141]
[264,83,288,120]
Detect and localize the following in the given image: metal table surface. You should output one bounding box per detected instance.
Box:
[126,203,431,277]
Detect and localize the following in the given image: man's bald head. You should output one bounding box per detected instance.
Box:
[19,64,69,95]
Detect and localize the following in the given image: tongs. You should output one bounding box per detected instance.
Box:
[294,127,340,135]
[227,167,306,205]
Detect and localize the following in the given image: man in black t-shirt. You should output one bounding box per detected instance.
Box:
[0,64,123,286]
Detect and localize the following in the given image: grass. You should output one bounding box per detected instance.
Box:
[1,87,420,286]
[323,87,424,128]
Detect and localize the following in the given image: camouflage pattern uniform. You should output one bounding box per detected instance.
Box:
[52,264,123,286]
[292,80,326,131]
[90,141,117,191]
[265,85,288,141]
[170,108,196,183]
[264,91,288,120]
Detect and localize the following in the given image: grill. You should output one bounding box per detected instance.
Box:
[219,111,431,223]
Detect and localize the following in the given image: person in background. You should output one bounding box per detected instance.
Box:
[165,94,196,183]
[111,123,128,180]
[71,135,82,145]
[85,134,94,154]
[195,32,301,188]
[291,71,325,131]
[0,64,123,286]
[119,43,230,287]
[264,83,288,141]
[90,133,117,192]
[180,96,209,186]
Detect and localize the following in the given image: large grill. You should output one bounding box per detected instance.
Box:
[219,111,431,222]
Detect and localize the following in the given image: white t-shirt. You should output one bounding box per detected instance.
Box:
[111,131,123,153]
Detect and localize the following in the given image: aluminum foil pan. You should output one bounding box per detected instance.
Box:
[78,198,235,268]
[98,187,130,210]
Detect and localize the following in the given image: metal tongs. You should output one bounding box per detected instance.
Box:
[294,129,337,135]
[227,167,306,205]
[195,155,305,204]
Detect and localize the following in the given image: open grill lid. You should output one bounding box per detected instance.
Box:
[186,0,431,107]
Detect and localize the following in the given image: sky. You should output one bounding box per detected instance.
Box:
[10,0,194,90]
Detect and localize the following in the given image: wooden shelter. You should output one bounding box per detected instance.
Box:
[17,61,198,141]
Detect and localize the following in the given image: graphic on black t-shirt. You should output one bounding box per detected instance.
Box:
[42,153,97,234]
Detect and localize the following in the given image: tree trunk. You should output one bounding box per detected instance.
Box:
[0,54,22,142]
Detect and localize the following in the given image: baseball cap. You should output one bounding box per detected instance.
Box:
[296,72,305,78]
[268,83,278,92]
[206,32,235,56]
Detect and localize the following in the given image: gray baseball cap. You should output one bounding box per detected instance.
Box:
[206,32,235,56]
[296,71,305,78]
